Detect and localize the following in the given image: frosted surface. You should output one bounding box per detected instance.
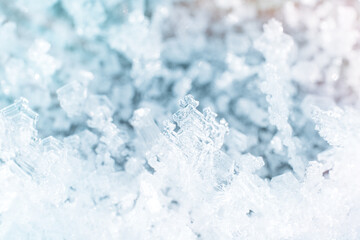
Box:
[0,0,360,239]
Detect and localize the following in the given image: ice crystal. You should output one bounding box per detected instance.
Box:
[1,0,360,239]
[254,19,304,177]
[168,95,228,154]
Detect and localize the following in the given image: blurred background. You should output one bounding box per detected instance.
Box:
[0,0,359,178]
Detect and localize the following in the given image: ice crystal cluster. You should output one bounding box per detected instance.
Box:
[1,0,360,239]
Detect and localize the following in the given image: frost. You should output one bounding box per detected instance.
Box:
[255,19,304,177]
[1,98,39,147]
[168,95,229,153]
[0,0,360,239]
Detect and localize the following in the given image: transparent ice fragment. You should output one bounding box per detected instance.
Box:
[1,97,38,129]
[11,156,36,178]
[10,143,40,178]
[131,108,162,148]
[168,95,229,156]
[212,150,234,185]
[57,80,88,117]
[1,98,39,147]
[41,136,64,153]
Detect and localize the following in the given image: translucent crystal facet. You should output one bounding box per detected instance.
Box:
[1,97,38,129]
[168,95,229,156]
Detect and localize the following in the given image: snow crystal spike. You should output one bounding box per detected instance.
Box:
[1,97,39,128]
[168,95,228,153]
[41,136,64,153]
[173,95,202,127]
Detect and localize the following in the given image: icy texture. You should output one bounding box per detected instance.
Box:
[0,0,360,239]
[254,19,304,177]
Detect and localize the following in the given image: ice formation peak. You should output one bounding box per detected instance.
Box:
[255,19,295,63]
[169,95,229,152]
